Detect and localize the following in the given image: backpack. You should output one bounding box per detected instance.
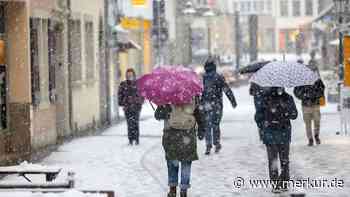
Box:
[168,101,196,130]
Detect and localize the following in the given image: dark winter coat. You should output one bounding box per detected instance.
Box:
[201,61,237,123]
[118,80,144,111]
[155,103,203,161]
[250,83,265,128]
[255,89,298,145]
[294,79,325,107]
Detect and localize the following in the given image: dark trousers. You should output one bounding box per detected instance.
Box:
[266,144,290,183]
[205,111,221,148]
[125,108,141,143]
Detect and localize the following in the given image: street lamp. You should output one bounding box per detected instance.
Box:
[182,1,196,66]
[203,6,216,57]
[334,0,349,81]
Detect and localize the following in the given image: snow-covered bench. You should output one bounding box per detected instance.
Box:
[0,162,62,183]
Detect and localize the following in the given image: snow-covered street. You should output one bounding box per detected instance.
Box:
[2,86,349,197]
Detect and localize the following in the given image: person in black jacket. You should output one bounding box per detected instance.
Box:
[294,79,325,146]
[249,82,265,141]
[118,68,144,145]
[255,87,298,193]
[201,59,237,155]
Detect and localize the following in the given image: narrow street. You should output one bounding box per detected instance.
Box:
[3,86,349,197]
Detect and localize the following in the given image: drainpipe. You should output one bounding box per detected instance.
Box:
[67,0,74,133]
[104,0,111,125]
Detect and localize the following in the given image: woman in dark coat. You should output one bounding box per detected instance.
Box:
[155,99,202,197]
[255,87,298,193]
[118,68,144,145]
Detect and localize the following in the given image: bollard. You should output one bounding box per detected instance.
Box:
[67,171,75,188]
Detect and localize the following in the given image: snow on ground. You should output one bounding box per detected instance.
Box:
[1,86,349,197]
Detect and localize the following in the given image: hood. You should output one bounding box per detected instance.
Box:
[307,60,319,72]
[204,60,217,73]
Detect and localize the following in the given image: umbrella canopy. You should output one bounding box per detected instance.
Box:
[137,66,203,105]
[239,61,270,74]
[250,61,320,88]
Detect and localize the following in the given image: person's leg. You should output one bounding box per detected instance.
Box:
[180,161,192,191]
[313,106,321,144]
[302,106,314,146]
[180,161,192,197]
[167,160,179,196]
[213,123,222,153]
[135,110,141,145]
[213,109,223,153]
[125,110,134,145]
[205,112,213,154]
[278,144,290,191]
[266,145,279,181]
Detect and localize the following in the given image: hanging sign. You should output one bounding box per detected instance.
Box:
[132,0,147,6]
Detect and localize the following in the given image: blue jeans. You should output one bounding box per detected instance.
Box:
[167,160,192,190]
[205,111,221,148]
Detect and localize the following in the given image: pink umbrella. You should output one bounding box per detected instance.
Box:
[137,66,203,105]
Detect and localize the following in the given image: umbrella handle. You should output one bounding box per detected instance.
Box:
[149,101,156,111]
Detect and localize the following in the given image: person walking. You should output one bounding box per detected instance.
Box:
[255,87,298,193]
[201,59,237,155]
[155,97,202,197]
[118,68,144,145]
[294,79,325,146]
[249,82,265,141]
[294,51,325,146]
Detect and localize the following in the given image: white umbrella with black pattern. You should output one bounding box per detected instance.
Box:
[250,61,320,88]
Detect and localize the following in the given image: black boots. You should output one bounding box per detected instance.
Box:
[215,144,222,153]
[308,135,321,146]
[205,146,211,155]
[308,139,314,146]
[315,135,321,145]
[180,190,187,197]
[167,186,176,197]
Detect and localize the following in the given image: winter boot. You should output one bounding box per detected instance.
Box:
[205,146,211,155]
[308,139,314,146]
[215,144,222,153]
[135,138,139,145]
[167,186,176,197]
[315,135,321,145]
[180,190,187,197]
[128,139,133,146]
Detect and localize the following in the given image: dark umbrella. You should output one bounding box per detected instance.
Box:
[238,61,270,74]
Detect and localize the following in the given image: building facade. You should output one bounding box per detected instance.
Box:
[0,0,117,164]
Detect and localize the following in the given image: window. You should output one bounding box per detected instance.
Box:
[253,1,258,12]
[318,0,327,14]
[280,0,289,17]
[292,0,301,16]
[267,0,272,12]
[85,21,95,80]
[69,19,82,82]
[233,2,238,11]
[305,0,313,16]
[30,18,40,106]
[258,1,265,12]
